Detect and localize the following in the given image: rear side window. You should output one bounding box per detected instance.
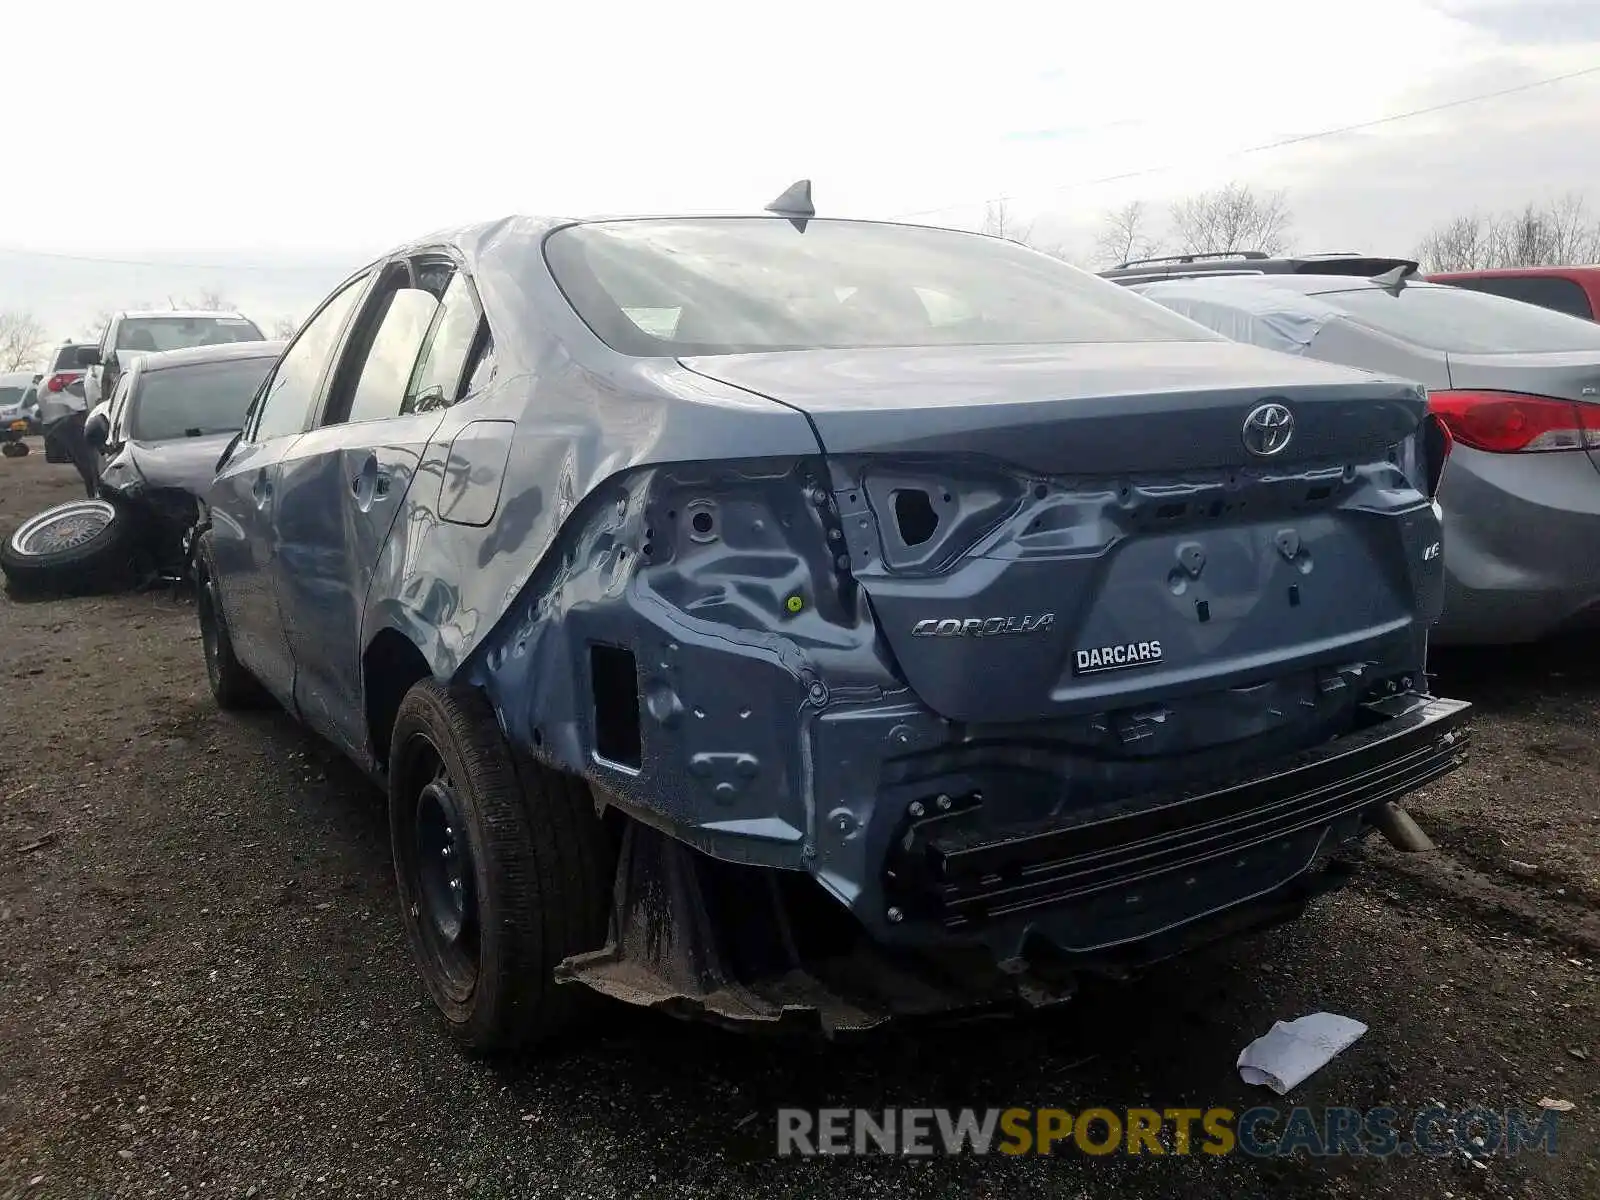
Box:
[545,217,1217,356]
[1441,275,1594,320]
[1315,284,1600,353]
[406,274,481,410]
[344,288,440,424]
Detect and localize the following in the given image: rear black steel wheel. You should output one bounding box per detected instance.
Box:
[389,679,611,1054]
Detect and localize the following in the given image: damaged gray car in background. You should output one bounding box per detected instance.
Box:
[195,185,1471,1052]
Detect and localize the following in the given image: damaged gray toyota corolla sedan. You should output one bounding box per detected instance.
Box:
[195,188,1471,1051]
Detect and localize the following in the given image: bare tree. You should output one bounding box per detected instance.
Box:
[1416,213,1491,273]
[1416,193,1600,271]
[981,199,1035,246]
[270,316,299,339]
[0,311,46,372]
[1094,200,1165,267]
[977,199,1083,261]
[1169,182,1292,257]
[81,310,114,341]
[178,288,236,311]
[1538,192,1600,264]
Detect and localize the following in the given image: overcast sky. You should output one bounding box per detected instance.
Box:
[3,0,1598,338]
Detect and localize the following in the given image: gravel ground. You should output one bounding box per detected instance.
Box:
[1,440,1597,1199]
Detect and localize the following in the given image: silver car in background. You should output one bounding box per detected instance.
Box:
[79,310,266,412]
[1134,274,1600,645]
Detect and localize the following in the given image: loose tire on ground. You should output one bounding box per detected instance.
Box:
[1,441,27,458]
[1,498,137,597]
[194,531,269,709]
[389,678,612,1054]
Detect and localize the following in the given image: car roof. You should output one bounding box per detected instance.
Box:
[387,212,1018,268]
[1135,274,1452,299]
[1426,265,1600,280]
[0,371,34,386]
[118,308,258,322]
[1101,251,1420,283]
[134,340,286,373]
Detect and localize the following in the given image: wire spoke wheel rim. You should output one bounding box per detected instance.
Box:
[11,500,116,557]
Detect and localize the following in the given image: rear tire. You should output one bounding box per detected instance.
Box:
[389,679,611,1054]
[1,498,136,597]
[43,429,68,464]
[194,533,268,710]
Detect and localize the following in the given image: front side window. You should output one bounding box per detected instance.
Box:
[254,276,368,442]
[108,373,135,440]
[543,217,1217,356]
[116,314,265,354]
[128,357,277,442]
[1316,283,1600,353]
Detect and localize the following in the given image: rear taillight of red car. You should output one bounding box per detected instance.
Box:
[1426,390,1600,453]
[45,371,82,393]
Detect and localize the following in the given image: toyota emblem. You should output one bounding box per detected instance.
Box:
[1242,402,1294,456]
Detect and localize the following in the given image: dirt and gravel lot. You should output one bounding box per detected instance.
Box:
[1,440,1597,1199]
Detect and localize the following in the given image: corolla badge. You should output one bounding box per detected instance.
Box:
[912,614,1055,637]
[1242,402,1294,456]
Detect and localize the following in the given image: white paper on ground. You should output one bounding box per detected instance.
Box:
[1237,1012,1368,1094]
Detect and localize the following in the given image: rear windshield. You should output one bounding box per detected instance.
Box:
[544,217,1218,356]
[1314,284,1600,353]
[128,357,274,442]
[116,316,264,354]
[0,386,24,408]
[50,345,89,371]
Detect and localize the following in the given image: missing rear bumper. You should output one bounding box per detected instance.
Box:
[557,694,1469,1030]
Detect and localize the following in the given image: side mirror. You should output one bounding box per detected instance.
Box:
[76,346,101,367]
[84,411,110,450]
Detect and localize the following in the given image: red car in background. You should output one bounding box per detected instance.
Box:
[1426,266,1600,322]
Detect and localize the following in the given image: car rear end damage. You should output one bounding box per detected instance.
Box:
[467,342,1469,1030]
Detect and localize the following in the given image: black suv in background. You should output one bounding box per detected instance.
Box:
[1100,251,1419,285]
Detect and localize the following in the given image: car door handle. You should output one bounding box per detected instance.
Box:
[351,467,393,501]
[251,472,272,508]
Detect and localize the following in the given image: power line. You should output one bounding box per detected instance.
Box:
[2,62,1596,265]
[891,62,1600,221]
[0,245,359,274]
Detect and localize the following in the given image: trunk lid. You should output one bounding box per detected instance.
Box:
[680,341,1426,475]
[684,342,1441,729]
[1447,350,1600,477]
